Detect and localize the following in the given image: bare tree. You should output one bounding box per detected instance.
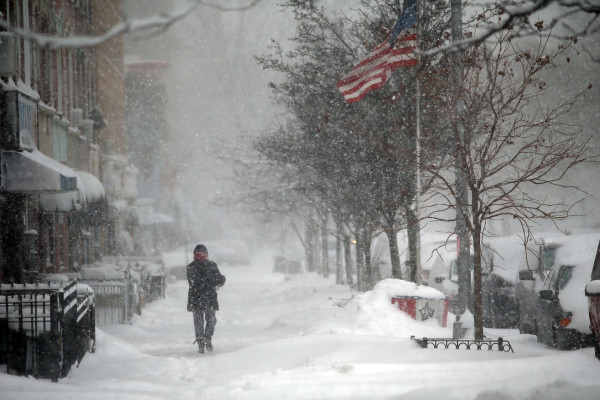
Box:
[423,30,596,340]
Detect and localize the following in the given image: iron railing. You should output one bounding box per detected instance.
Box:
[0,281,95,381]
[83,276,135,326]
[411,335,514,353]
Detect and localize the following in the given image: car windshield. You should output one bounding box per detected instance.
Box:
[557,267,574,291]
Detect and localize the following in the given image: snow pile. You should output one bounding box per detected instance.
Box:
[136,261,164,277]
[376,278,447,299]
[76,283,94,298]
[483,235,529,281]
[38,273,73,282]
[81,261,128,281]
[328,279,448,338]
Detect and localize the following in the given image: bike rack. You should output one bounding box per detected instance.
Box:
[410,336,514,353]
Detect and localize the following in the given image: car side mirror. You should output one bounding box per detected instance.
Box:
[434,276,445,284]
[538,289,555,301]
[519,270,534,281]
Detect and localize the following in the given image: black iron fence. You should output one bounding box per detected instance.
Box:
[0,257,166,380]
[411,335,514,353]
[84,278,134,326]
[0,281,95,381]
[81,257,166,327]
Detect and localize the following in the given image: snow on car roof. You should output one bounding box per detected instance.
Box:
[482,235,530,281]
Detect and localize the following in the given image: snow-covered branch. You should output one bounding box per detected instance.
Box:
[420,0,600,57]
[0,0,264,49]
[200,0,263,12]
[0,2,196,49]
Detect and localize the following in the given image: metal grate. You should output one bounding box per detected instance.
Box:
[411,335,514,353]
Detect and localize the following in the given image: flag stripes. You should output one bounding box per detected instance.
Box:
[337,33,417,103]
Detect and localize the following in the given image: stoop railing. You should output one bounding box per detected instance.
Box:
[83,276,134,326]
[0,281,95,381]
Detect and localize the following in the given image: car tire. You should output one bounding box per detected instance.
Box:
[551,324,559,348]
[554,326,578,350]
[595,341,600,360]
[534,320,543,343]
[517,305,524,333]
[518,306,533,335]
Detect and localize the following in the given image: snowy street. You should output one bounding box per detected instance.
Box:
[1,250,599,400]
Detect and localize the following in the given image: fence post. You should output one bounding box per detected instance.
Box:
[49,293,60,382]
[123,269,132,324]
[89,302,96,353]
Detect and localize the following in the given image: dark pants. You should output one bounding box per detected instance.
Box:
[193,309,217,343]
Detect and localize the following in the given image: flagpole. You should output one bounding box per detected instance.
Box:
[414,0,422,285]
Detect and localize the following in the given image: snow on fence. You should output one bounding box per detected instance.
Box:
[0,281,95,381]
[83,279,134,326]
[134,257,167,304]
[79,256,166,327]
[105,256,166,305]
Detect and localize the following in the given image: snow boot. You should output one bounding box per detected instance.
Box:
[205,339,213,353]
[195,338,205,353]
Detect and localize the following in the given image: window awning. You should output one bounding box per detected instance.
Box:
[76,171,105,205]
[1,149,77,193]
[40,171,106,214]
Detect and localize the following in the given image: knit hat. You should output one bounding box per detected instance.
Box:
[194,244,208,255]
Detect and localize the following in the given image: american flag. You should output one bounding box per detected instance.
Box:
[337,0,418,103]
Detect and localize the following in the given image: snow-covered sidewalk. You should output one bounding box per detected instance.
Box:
[1,250,599,399]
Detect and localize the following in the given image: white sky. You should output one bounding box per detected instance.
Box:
[118,0,600,243]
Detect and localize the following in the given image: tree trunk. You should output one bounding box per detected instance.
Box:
[305,217,316,272]
[313,216,321,273]
[472,210,484,341]
[386,228,402,280]
[321,221,329,278]
[344,234,354,287]
[355,229,365,291]
[362,228,374,290]
[304,221,315,272]
[335,223,344,284]
[405,204,421,284]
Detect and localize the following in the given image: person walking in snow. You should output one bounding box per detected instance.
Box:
[187,244,226,353]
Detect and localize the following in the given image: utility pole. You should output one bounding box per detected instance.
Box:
[414,0,422,285]
[451,0,470,339]
[401,0,422,286]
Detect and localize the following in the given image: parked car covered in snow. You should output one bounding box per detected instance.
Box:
[273,255,303,274]
[514,232,570,334]
[518,233,600,349]
[429,243,474,315]
[480,235,526,328]
[584,240,600,359]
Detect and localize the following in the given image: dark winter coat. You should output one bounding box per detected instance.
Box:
[186,259,226,312]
